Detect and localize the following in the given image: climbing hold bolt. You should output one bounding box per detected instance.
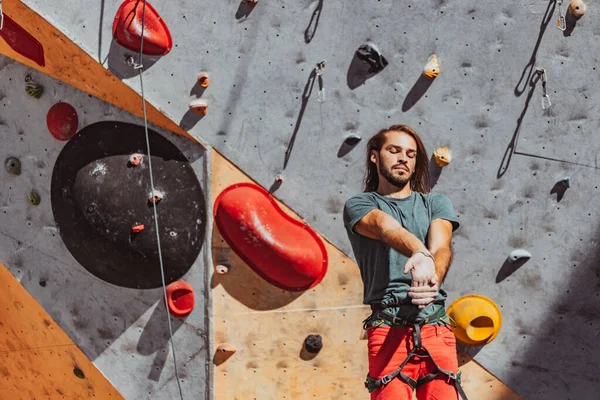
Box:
[423,54,440,80]
[189,99,208,116]
[132,224,145,233]
[129,153,143,166]
[216,343,236,354]
[275,174,284,184]
[304,334,323,354]
[29,192,41,206]
[148,190,164,204]
[568,0,587,18]
[5,157,21,175]
[433,147,451,167]
[198,73,210,88]
[24,75,44,99]
[215,264,229,275]
[509,249,532,263]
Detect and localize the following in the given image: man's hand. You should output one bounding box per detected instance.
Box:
[403,252,438,287]
[408,282,440,309]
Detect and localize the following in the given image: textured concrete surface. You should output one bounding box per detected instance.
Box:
[15,1,600,398]
[0,55,209,400]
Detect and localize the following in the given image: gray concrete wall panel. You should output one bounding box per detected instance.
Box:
[0,56,209,400]
[16,1,600,398]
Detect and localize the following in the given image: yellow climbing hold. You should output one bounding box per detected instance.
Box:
[447,294,502,346]
[423,54,440,80]
[433,147,451,167]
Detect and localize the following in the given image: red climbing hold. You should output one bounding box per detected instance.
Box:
[0,15,45,67]
[46,102,78,141]
[213,183,328,292]
[112,0,173,56]
[165,281,195,318]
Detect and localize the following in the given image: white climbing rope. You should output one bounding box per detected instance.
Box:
[135,1,184,399]
[0,0,4,31]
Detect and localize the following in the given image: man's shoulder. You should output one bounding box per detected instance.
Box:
[345,191,378,204]
[417,191,452,204]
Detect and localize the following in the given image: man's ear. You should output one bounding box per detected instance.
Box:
[370,150,378,165]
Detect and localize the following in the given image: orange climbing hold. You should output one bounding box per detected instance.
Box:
[198,73,210,88]
[189,99,208,116]
[213,183,328,291]
[423,54,440,80]
[132,224,144,233]
[568,0,587,17]
[112,0,173,56]
[433,147,452,167]
[165,281,195,318]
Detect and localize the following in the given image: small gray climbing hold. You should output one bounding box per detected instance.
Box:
[5,157,22,175]
[558,177,570,188]
[344,135,362,147]
[509,249,531,263]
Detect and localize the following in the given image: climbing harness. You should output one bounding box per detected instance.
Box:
[557,0,566,31]
[134,1,184,399]
[362,306,469,400]
[536,68,551,110]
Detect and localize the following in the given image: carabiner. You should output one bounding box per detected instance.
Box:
[536,68,552,110]
[557,0,566,31]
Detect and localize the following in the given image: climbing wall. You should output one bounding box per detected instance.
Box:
[4,0,600,399]
[0,55,210,399]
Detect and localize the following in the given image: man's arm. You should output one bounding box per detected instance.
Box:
[354,209,431,257]
[407,218,454,308]
[354,210,436,287]
[427,218,454,283]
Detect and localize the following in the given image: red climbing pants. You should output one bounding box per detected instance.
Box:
[367,324,459,400]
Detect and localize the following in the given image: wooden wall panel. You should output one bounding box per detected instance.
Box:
[0,262,124,399]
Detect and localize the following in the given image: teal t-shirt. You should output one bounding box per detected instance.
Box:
[343,191,459,323]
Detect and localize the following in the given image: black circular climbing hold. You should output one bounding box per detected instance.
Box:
[51,121,206,289]
[304,334,323,353]
[73,367,85,379]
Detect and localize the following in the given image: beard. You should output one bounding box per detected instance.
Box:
[380,165,411,189]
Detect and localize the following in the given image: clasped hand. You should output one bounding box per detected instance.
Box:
[403,252,439,309]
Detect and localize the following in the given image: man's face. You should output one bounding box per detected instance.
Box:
[371,131,418,188]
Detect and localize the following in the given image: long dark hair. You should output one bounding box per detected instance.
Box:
[363,124,430,193]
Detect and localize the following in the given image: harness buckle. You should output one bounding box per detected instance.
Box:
[380,374,393,385]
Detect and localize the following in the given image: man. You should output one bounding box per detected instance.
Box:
[343,125,466,400]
